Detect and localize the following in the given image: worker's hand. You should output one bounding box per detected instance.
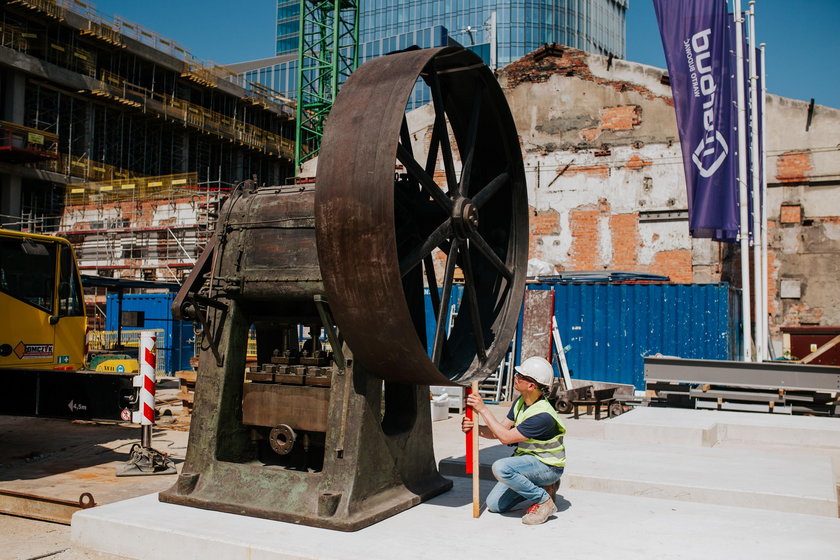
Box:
[461,416,474,434]
[466,392,487,413]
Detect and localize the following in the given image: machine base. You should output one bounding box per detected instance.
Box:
[161,474,452,532]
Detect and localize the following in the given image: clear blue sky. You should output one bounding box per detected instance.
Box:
[93,0,840,108]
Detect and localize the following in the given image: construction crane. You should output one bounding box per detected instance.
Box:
[294,0,360,173]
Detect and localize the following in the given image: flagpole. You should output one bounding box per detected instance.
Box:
[734,0,753,361]
[760,42,769,359]
[748,2,763,361]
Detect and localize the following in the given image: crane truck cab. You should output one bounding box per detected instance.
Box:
[0,228,87,369]
[0,228,139,419]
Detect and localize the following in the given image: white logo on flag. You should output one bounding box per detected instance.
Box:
[687,28,729,178]
[692,132,729,177]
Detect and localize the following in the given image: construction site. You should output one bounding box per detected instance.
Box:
[0,0,295,285]
[1,0,839,558]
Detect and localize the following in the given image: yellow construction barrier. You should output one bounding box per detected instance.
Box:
[64,172,203,205]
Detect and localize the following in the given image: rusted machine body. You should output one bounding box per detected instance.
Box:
[160,46,528,531]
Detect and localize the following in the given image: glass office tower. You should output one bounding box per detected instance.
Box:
[352,0,625,66]
[276,0,300,55]
[278,0,626,62]
[242,0,626,104]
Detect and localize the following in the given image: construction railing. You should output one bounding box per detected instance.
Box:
[8,0,65,21]
[0,21,97,77]
[0,120,59,160]
[93,69,295,159]
[35,153,142,183]
[7,0,293,111]
[53,0,290,111]
[63,172,217,206]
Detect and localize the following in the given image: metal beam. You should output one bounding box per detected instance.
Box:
[0,489,95,525]
[644,357,840,393]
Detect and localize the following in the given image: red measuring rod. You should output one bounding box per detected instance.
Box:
[465,386,474,474]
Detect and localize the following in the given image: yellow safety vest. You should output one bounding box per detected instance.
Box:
[512,397,566,467]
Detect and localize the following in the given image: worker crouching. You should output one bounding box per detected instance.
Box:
[462,356,566,525]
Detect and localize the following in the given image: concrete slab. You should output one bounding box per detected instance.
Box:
[605,407,840,448]
[441,437,838,516]
[563,438,838,516]
[71,482,840,560]
[436,405,839,516]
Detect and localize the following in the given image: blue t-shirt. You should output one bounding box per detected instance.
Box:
[506,398,561,440]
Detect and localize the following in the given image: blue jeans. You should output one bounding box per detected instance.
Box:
[486,454,564,513]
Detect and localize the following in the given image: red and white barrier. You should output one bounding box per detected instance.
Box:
[132,331,157,426]
[116,331,176,475]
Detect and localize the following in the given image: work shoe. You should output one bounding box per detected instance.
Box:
[522,499,557,525]
[541,481,558,502]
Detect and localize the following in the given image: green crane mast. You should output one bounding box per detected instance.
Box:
[294,0,360,173]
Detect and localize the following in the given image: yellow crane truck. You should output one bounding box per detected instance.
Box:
[0,228,138,420]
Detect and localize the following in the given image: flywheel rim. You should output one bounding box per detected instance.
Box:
[316,46,528,386]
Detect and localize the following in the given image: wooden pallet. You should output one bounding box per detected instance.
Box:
[175,370,196,415]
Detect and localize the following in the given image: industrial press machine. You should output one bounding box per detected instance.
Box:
[159,46,529,530]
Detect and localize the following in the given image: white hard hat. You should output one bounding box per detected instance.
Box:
[514,356,554,387]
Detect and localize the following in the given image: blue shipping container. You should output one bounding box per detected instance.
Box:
[520,283,741,390]
[423,285,464,356]
[105,293,195,375]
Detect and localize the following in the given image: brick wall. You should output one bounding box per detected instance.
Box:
[625,154,653,171]
[650,250,692,283]
[599,105,642,131]
[775,151,813,184]
[609,213,639,269]
[559,164,610,179]
[528,207,561,260]
[528,202,694,281]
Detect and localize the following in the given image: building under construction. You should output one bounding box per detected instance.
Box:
[0,0,295,282]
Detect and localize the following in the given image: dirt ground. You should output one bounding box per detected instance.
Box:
[0,380,188,560]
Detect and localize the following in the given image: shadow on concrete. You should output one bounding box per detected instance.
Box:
[0,416,185,482]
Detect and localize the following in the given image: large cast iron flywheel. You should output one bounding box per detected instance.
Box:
[315,46,528,386]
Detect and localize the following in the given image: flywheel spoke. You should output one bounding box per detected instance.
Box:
[397,144,452,212]
[432,239,461,367]
[472,170,509,209]
[457,86,483,197]
[429,72,459,194]
[425,125,440,175]
[424,255,441,322]
[399,218,452,278]
[400,116,413,157]
[459,245,487,362]
[469,232,513,280]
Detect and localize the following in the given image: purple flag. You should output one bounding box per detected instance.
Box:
[654,0,739,242]
[747,45,764,242]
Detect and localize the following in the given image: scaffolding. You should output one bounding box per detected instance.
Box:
[2,0,294,274]
[6,0,294,114]
[60,172,224,281]
[91,70,294,159]
[36,153,142,183]
[0,21,97,77]
[7,0,64,22]
[0,120,59,162]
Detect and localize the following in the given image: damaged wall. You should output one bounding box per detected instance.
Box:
[405,44,840,353]
[498,46,701,284]
[764,95,840,340]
